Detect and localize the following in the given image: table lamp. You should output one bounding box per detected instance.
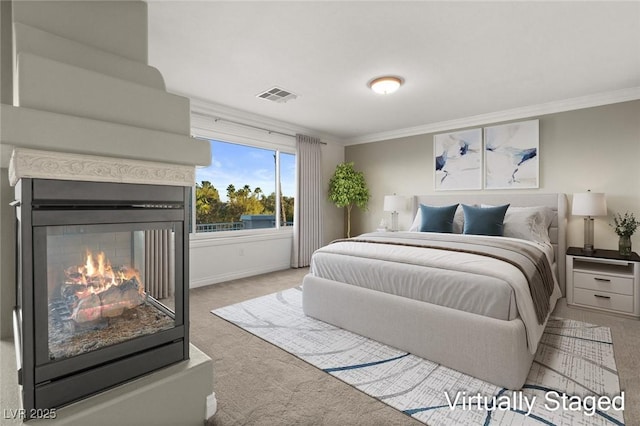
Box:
[383,195,406,232]
[572,191,607,254]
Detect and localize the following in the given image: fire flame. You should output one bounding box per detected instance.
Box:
[69,250,143,296]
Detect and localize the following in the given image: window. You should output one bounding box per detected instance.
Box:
[195,139,295,233]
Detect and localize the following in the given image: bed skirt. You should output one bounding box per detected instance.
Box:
[302,274,534,390]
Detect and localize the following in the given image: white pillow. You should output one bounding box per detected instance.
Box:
[481,205,553,243]
[409,205,465,233]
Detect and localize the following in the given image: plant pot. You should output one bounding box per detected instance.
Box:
[619,235,632,257]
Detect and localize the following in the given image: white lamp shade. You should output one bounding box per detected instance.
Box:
[383,195,406,212]
[572,192,607,216]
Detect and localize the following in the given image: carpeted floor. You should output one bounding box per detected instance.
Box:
[213,288,623,425]
[190,268,640,425]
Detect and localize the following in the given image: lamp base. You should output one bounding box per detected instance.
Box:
[583,217,595,253]
[390,211,399,232]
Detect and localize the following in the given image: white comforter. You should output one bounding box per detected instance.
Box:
[310,231,562,354]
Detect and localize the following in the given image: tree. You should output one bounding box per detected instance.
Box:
[195,181,221,224]
[226,184,265,219]
[281,195,295,225]
[328,162,370,238]
[195,182,295,230]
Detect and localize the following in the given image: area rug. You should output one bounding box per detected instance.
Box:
[212,288,625,425]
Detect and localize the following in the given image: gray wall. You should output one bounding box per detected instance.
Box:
[346,100,640,251]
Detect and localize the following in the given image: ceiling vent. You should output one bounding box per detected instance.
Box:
[256,86,298,103]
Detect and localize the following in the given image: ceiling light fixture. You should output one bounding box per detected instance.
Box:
[368,76,403,95]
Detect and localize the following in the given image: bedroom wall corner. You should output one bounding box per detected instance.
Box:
[322,140,346,243]
[345,134,429,236]
[345,100,640,251]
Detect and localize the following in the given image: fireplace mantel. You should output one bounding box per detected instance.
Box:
[9,148,195,187]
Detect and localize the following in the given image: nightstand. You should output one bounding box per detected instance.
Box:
[566,247,640,318]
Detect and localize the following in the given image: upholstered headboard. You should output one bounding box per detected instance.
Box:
[412,193,568,295]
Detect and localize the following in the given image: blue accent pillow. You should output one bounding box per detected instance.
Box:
[462,204,510,236]
[419,204,459,233]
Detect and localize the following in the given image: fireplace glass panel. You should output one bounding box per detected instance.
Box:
[45,223,176,361]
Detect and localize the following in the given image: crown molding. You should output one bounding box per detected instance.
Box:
[344,87,640,146]
[182,87,639,148]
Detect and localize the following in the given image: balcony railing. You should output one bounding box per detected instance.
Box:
[196,222,245,233]
[196,215,294,233]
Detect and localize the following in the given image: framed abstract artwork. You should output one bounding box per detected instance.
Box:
[484,120,539,189]
[434,128,482,191]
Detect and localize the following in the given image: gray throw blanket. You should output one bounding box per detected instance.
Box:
[333,233,555,324]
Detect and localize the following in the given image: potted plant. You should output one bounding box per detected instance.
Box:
[328,162,370,238]
[610,212,639,256]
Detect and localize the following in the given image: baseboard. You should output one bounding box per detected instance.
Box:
[190,263,291,288]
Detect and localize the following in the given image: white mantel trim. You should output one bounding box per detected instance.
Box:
[9,148,195,187]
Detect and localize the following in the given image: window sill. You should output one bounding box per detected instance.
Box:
[190,227,293,247]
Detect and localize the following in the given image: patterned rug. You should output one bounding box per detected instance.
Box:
[212,288,625,425]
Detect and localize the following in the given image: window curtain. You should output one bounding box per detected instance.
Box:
[144,229,174,299]
[292,134,323,268]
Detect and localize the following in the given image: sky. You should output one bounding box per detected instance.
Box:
[196,140,296,202]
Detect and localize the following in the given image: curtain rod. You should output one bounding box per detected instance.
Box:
[193,112,327,144]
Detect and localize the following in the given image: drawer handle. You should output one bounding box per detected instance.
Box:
[594,294,611,300]
[594,278,611,282]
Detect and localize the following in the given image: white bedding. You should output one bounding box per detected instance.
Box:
[309,231,562,353]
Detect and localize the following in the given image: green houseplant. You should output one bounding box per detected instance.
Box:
[611,212,639,256]
[328,162,370,238]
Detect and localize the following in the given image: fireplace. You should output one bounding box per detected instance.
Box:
[13,178,190,417]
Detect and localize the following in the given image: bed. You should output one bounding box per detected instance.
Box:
[302,193,567,390]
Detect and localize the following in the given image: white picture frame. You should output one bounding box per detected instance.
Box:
[484,120,539,189]
[433,128,482,191]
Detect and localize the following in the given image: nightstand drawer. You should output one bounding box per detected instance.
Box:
[573,272,634,295]
[573,288,634,314]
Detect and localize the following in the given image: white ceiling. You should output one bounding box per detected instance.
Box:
[147,1,640,144]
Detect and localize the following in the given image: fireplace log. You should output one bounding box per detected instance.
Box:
[72,294,102,323]
[68,278,143,322]
[62,283,86,298]
[100,287,141,317]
